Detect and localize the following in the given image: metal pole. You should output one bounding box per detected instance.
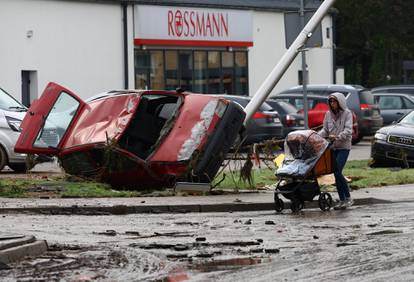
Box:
[301,0,309,129]
[244,0,336,125]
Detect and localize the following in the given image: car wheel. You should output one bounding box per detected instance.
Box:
[0,146,7,171]
[8,163,28,173]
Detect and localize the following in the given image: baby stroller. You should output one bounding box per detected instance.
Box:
[274,130,334,212]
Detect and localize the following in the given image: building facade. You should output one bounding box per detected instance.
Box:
[0,0,336,103]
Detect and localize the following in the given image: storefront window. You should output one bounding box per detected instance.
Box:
[208,51,221,93]
[179,51,193,91]
[194,51,208,93]
[134,49,248,94]
[235,52,248,95]
[222,52,234,94]
[135,50,150,89]
[150,51,165,89]
[165,51,179,90]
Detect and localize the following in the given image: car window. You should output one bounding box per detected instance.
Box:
[276,101,297,113]
[400,111,414,125]
[260,102,274,111]
[34,92,80,148]
[359,90,375,104]
[403,97,414,109]
[0,87,27,111]
[378,96,403,109]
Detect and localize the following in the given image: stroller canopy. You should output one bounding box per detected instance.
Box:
[276,130,329,178]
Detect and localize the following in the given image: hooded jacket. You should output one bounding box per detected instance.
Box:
[318,92,353,150]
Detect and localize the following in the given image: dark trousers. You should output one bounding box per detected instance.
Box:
[333,149,351,201]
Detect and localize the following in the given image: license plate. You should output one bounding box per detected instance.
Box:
[273,117,280,123]
[299,120,304,125]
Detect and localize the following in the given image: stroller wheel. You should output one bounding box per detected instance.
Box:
[318,192,333,211]
[274,196,284,213]
[290,199,304,213]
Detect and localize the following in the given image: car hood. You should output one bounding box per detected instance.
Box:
[377,123,414,137]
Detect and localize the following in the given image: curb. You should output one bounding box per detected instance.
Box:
[0,197,393,215]
[0,235,48,264]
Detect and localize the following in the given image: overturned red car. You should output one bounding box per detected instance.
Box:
[15,83,245,189]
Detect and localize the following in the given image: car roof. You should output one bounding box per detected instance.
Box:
[372,84,414,90]
[279,84,366,93]
[269,93,329,99]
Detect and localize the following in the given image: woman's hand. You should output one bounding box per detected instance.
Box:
[328,134,337,141]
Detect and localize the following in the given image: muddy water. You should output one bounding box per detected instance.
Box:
[1,202,414,281]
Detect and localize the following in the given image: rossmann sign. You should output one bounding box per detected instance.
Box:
[134,5,253,47]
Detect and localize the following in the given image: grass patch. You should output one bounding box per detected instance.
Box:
[213,160,414,191]
[1,160,414,198]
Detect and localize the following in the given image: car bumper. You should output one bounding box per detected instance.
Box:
[371,139,414,167]
[359,117,383,136]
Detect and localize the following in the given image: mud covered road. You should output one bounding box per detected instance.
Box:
[1,201,414,281]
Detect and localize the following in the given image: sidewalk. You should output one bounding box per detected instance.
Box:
[1,184,413,215]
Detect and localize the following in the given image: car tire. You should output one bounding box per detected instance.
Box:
[8,163,28,173]
[0,146,7,171]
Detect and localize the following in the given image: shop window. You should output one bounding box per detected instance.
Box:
[235,52,248,95]
[134,49,248,94]
[165,51,179,90]
[222,52,234,94]
[194,51,208,93]
[208,51,221,93]
[150,51,165,89]
[179,51,193,91]
[135,50,150,89]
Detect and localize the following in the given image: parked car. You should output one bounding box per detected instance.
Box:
[373,92,414,125]
[265,99,305,137]
[15,82,245,188]
[218,95,284,144]
[371,85,414,95]
[0,87,30,172]
[268,93,359,144]
[370,110,414,168]
[274,85,382,142]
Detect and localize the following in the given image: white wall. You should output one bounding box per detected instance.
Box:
[0,0,128,101]
[249,11,333,97]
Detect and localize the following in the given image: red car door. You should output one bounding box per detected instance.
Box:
[15,82,87,155]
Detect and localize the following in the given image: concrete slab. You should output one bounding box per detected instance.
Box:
[0,234,48,264]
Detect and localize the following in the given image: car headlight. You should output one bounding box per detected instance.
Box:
[374,132,387,141]
[5,116,22,132]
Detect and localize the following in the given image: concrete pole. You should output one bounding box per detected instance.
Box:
[300,0,309,130]
[244,0,336,125]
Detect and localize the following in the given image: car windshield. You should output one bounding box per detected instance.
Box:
[359,90,375,104]
[0,87,27,111]
[399,111,414,125]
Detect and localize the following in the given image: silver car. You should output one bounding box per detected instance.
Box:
[0,87,28,172]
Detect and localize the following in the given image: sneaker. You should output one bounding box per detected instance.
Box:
[343,198,354,208]
[333,201,345,210]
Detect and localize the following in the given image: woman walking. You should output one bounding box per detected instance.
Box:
[319,92,353,209]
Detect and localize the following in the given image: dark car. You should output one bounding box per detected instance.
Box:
[371,85,414,95]
[373,92,414,125]
[275,84,383,142]
[265,99,305,137]
[14,82,245,188]
[219,95,283,144]
[371,110,414,168]
[268,93,359,144]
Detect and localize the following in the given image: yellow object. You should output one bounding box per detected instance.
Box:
[274,153,285,168]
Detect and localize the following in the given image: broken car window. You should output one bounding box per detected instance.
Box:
[34,92,80,148]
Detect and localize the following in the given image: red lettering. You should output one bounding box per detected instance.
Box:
[190,11,195,36]
[196,13,205,36]
[212,13,220,36]
[221,14,228,37]
[175,10,183,37]
[184,11,189,36]
[168,10,174,36]
[206,13,212,36]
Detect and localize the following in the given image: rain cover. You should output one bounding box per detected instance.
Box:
[276,130,329,178]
